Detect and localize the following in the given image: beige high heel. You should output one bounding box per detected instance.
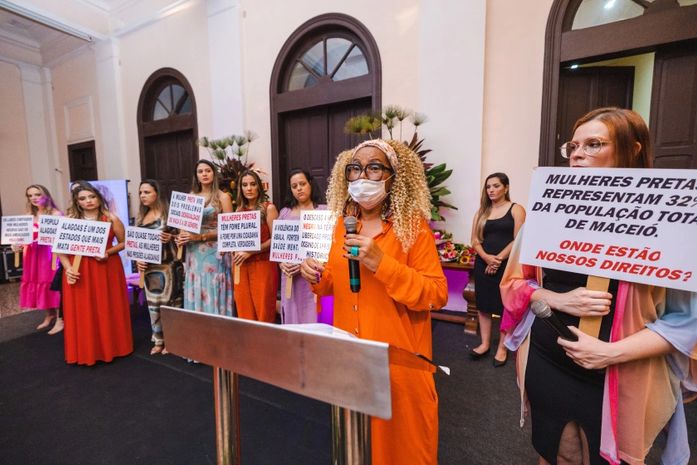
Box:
[47,317,64,335]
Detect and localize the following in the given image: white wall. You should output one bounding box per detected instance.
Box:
[116,0,216,205]
[3,0,549,240]
[481,0,554,218]
[51,48,101,205]
[0,62,33,215]
[418,1,486,242]
[239,0,487,243]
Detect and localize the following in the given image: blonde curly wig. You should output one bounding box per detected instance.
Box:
[325,139,432,251]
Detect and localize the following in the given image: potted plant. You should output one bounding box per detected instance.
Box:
[344,106,457,222]
[197,131,266,207]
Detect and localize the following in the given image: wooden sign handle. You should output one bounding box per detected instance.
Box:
[234,264,240,285]
[139,271,145,288]
[72,255,82,273]
[177,245,183,261]
[285,274,293,299]
[14,249,20,268]
[578,275,610,338]
[51,253,57,271]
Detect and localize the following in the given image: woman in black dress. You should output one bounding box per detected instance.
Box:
[470,173,525,366]
[500,108,697,465]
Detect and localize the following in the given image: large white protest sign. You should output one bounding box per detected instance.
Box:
[1,215,33,245]
[520,167,697,292]
[167,191,205,233]
[299,210,335,263]
[52,218,111,258]
[270,220,302,264]
[38,215,61,246]
[217,211,261,253]
[125,227,162,264]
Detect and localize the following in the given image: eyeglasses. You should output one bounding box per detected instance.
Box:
[345,162,394,181]
[559,138,612,159]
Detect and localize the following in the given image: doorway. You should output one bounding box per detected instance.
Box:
[67,140,98,181]
[270,14,381,206]
[137,68,198,200]
[556,66,634,166]
[541,0,697,168]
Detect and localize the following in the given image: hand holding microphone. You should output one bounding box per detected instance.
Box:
[531,300,579,342]
[344,216,361,293]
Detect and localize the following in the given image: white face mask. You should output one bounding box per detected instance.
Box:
[348,178,391,209]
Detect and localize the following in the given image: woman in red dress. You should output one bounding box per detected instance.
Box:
[58,182,133,366]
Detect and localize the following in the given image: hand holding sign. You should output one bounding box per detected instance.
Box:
[521,167,697,336]
[299,210,335,264]
[270,219,302,299]
[218,211,261,284]
[125,226,163,288]
[299,210,336,305]
[167,191,205,259]
[39,215,62,270]
[1,215,33,268]
[53,217,111,281]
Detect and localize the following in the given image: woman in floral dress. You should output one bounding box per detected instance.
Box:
[175,159,234,316]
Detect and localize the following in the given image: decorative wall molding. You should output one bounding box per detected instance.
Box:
[63,96,96,143]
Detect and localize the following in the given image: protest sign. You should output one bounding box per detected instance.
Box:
[520,167,697,292]
[217,211,261,253]
[1,215,33,245]
[299,210,335,263]
[125,226,162,264]
[270,220,302,264]
[52,217,111,258]
[166,191,205,233]
[38,215,61,246]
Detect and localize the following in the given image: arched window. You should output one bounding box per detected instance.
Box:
[540,0,697,168]
[150,83,192,120]
[270,14,381,205]
[286,36,369,91]
[137,68,198,198]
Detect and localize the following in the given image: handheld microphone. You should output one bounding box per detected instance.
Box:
[531,300,578,341]
[343,216,361,293]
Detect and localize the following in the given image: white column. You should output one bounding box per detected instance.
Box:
[418,0,486,243]
[94,38,128,179]
[18,63,62,198]
[207,0,244,138]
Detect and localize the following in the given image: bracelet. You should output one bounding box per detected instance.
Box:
[201,233,207,242]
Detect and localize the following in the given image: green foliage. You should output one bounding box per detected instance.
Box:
[344,114,383,138]
[197,133,257,199]
[345,108,458,221]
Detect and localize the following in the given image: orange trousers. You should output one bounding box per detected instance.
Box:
[234,258,278,323]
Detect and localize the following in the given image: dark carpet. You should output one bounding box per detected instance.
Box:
[0,307,695,464]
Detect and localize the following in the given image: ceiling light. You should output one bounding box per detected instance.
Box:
[604,0,617,9]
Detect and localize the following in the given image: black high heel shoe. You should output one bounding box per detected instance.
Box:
[493,356,508,368]
[469,348,490,360]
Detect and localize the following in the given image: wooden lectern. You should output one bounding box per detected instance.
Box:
[160,307,394,465]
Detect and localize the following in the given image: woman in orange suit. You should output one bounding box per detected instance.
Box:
[300,139,448,465]
[233,169,279,322]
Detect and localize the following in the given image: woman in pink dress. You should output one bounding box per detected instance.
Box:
[14,185,62,333]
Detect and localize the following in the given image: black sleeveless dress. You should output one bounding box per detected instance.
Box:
[526,268,618,465]
[473,204,515,315]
